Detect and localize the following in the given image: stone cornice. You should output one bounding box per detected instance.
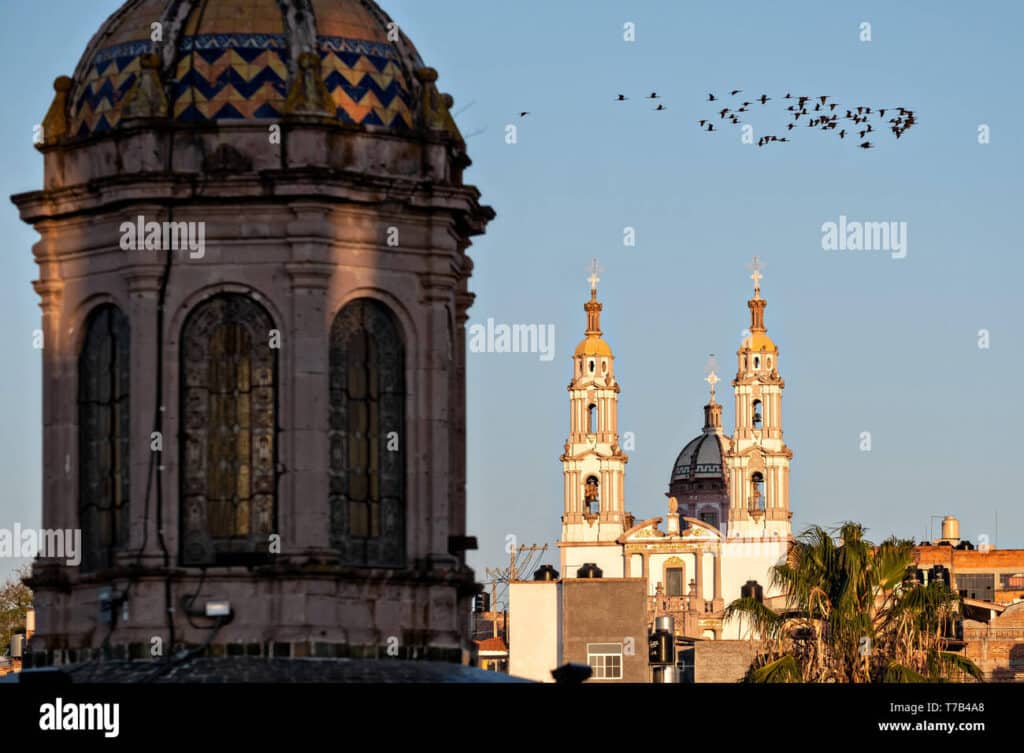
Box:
[284,261,335,290]
[31,278,64,311]
[126,264,171,295]
[12,170,494,231]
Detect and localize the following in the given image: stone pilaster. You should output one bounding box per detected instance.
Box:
[122,264,167,565]
[32,272,64,535]
[284,261,335,556]
[419,273,455,564]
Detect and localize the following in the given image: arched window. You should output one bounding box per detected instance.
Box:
[584,475,600,514]
[752,399,763,429]
[751,472,765,510]
[329,299,406,567]
[180,294,277,565]
[699,509,719,528]
[666,567,684,597]
[588,404,597,433]
[79,305,130,571]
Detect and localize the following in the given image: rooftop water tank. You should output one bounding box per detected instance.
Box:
[533,565,560,581]
[741,580,763,603]
[577,563,603,579]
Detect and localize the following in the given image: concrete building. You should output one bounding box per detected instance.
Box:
[12,0,493,670]
[509,575,648,683]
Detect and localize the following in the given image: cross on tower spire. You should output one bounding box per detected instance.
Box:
[588,257,602,295]
[747,255,764,298]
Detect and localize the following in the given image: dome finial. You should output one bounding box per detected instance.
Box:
[744,256,768,334]
[704,354,720,403]
[703,354,723,432]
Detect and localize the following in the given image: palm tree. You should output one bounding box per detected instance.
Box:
[725,522,982,683]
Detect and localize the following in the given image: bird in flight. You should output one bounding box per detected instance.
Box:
[519,112,530,117]
[654,104,666,111]
[697,89,915,150]
[616,94,628,101]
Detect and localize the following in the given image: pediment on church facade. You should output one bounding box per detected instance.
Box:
[679,517,722,540]
[618,517,664,542]
[732,445,766,460]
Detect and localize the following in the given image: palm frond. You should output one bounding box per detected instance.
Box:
[883,662,928,683]
[748,654,802,683]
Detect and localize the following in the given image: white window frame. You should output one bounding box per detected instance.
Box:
[586,642,623,680]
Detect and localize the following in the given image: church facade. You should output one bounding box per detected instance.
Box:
[13,0,492,667]
[510,262,794,681]
[558,262,794,640]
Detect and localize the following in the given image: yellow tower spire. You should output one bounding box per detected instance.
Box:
[726,256,793,536]
[560,258,628,575]
[575,258,612,357]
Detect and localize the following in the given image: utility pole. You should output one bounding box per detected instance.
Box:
[483,544,551,647]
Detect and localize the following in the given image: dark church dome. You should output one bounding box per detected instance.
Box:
[66,0,428,138]
[670,432,727,484]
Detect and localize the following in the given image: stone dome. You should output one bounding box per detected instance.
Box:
[66,0,428,138]
[670,431,727,483]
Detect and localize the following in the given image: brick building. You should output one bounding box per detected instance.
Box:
[915,525,1024,681]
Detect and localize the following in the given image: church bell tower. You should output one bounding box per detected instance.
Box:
[725,258,793,538]
[558,261,628,576]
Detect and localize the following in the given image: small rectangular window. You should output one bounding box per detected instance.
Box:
[587,643,623,680]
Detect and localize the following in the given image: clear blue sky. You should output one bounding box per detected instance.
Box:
[2,2,1022,584]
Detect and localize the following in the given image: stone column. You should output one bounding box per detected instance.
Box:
[714,552,722,600]
[694,549,704,606]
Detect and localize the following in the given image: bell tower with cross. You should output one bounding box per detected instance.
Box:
[558,259,628,577]
[724,257,793,537]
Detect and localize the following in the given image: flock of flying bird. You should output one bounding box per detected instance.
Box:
[611,89,916,149]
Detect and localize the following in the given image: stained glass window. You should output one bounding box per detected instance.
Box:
[78,305,130,571]
[329,299,405,567]
[180,294,276,565]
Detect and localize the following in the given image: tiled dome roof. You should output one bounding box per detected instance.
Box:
[68,0,424,138]
[671,432,727,483]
